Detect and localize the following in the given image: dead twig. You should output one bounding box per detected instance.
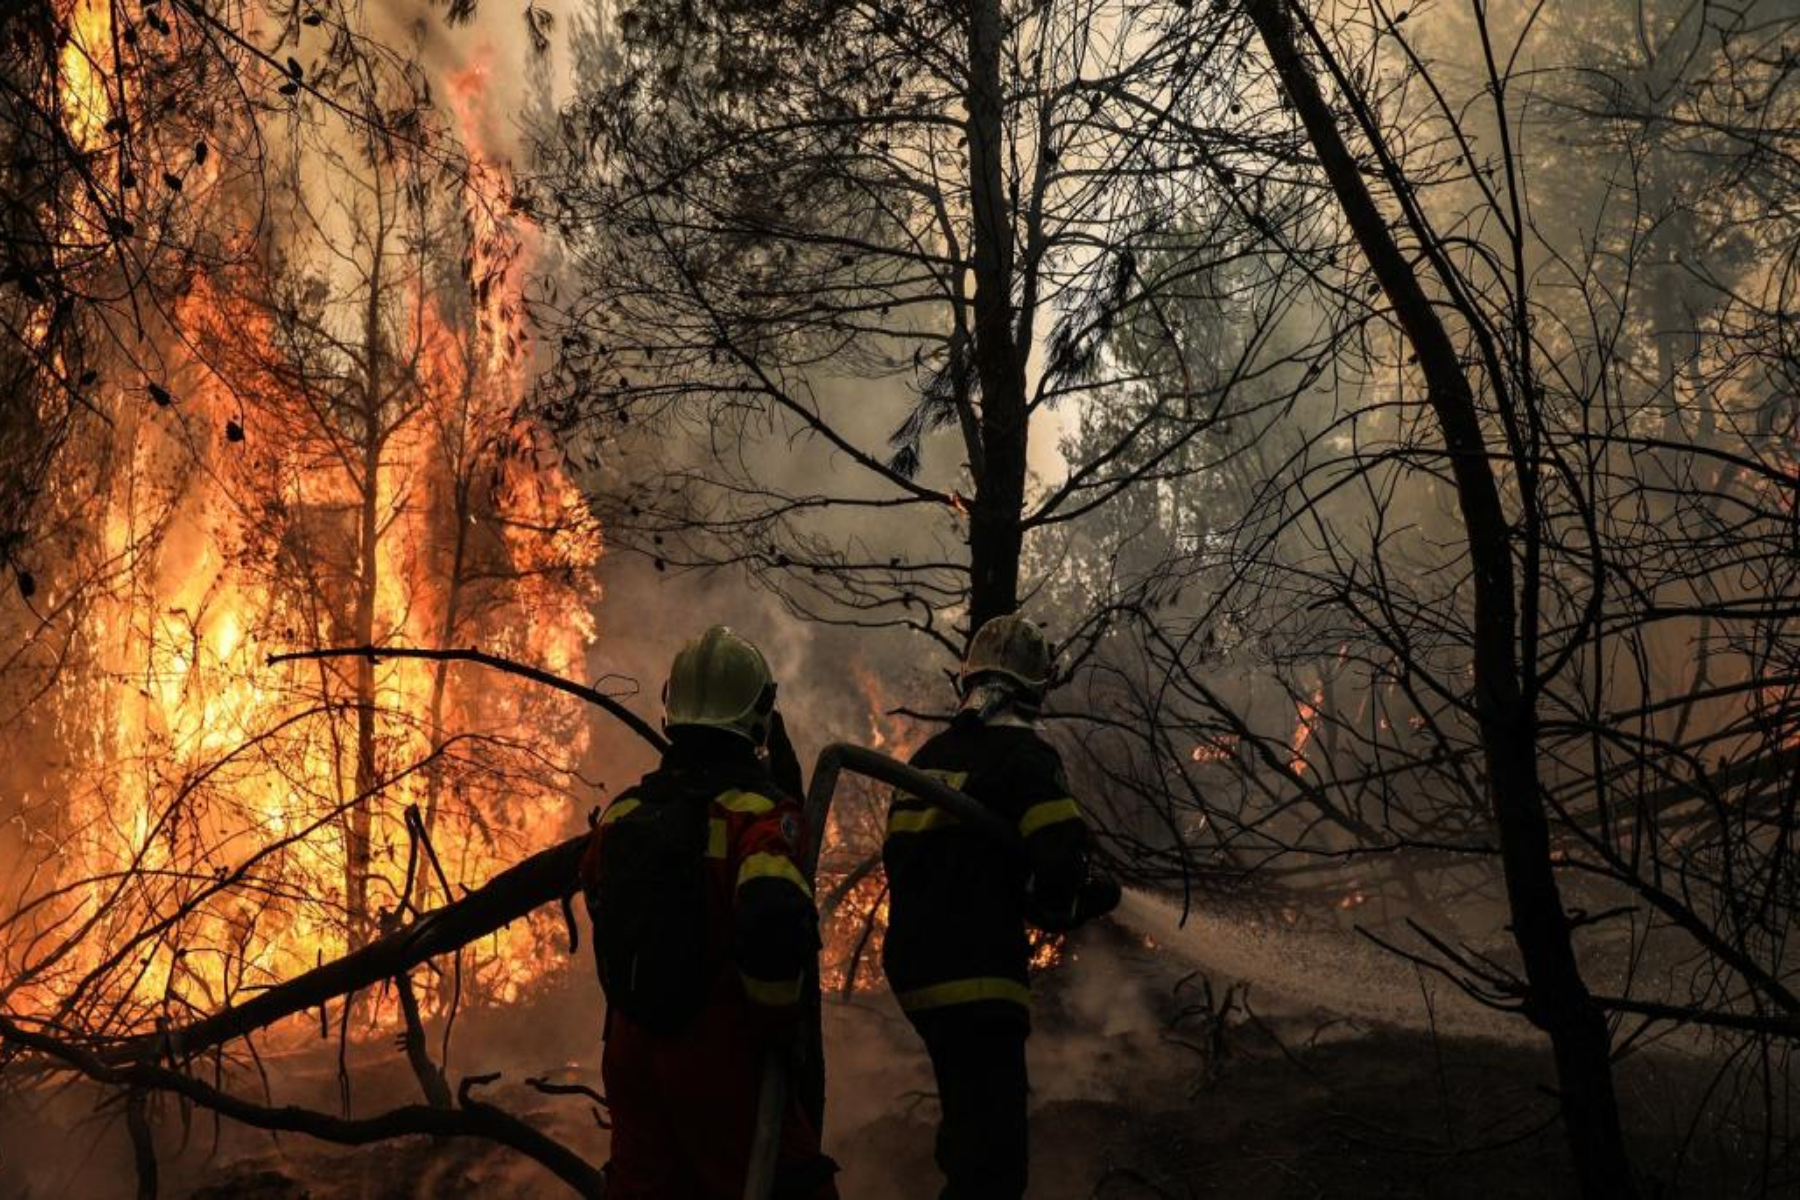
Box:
[268,646,668,755]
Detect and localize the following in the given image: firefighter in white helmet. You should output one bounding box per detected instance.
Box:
[581,625,837,1198]
[881,613,1121,1198]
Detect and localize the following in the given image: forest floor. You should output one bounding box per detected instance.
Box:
[6,890,1766,1198]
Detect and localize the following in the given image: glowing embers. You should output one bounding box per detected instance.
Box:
[1190,735,1238,764]
[1289,685,1324,775]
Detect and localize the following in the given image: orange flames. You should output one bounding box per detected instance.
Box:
[1190,735,1238,764]
[1290,686,1325,775]
[814,669,919,993]
[59,0,113,151]
[1189,691,1323,776]
[6,40,601,1035]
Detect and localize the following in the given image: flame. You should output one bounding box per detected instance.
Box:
[1290,686,1324,775]
[59,0,113,151]
[6,51,601,1034]
[1190,735,1238,764]
[814,669,915,993]
[852,665,923,760]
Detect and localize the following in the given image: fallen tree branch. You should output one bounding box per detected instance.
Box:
[114,836,589,1063]
[267,646,669,755]
[394,967,451,1109]
[0,1015,605,1197]
[0,646,663,1191]
[93,649,672,1061]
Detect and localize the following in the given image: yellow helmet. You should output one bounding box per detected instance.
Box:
[664,625,776,743]
[960,613,1052,695]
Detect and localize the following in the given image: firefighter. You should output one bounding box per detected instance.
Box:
[882,613,1121,1199]
[581,625,837,1199]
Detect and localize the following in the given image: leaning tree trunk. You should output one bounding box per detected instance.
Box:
[963,0,1028,631]
[1239,2,1638,1196]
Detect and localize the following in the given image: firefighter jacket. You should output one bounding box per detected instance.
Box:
[881,718,1094,1022]
[581,732,818,1016]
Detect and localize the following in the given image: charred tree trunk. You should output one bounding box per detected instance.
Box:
[348,387,381,948]
[349,423,380,948]
[127,1086,157,1199]
[416,472,470,911]
[347,189,391,951]
[964,0,1027,631]
[1240,3,1637,1196]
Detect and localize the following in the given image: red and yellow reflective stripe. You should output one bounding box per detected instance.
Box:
[736,851,812,897]
[715,789,775,815]
[1018,797,1082,838]
[895,976,1031,1012]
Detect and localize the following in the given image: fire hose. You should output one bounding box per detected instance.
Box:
[742,742,1021,1200]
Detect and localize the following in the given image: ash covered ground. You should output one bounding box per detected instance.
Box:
[5,889,1753,1199]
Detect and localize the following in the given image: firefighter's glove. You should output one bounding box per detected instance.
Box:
[1027,872,1121,932]
[1076,875,1123,923]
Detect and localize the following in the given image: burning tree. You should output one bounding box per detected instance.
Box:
[11,44,600,1018]
[1,0,1796,1196]
[0,5,614,1193]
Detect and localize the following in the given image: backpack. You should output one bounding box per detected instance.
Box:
[589,771,715,1034]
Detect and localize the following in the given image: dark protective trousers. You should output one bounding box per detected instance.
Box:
[603,1003,838,1200]
[914,1008,1030,1200]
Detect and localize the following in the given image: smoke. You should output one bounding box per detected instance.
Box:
[371,2,561,154]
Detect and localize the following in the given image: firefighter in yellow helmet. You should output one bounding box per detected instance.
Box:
[882,613,1121,1199]
[581,626,837,1198]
